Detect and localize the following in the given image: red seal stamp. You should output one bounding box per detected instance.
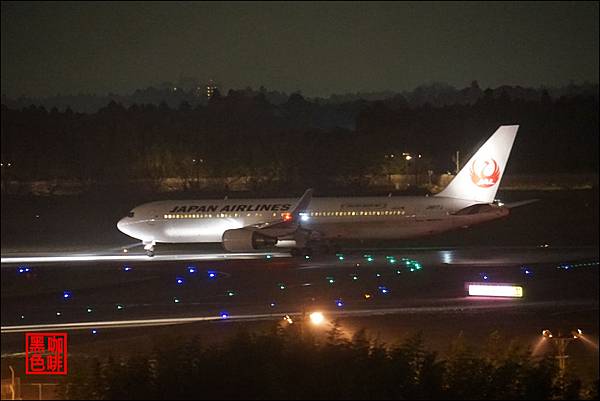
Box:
[25,333,68,375]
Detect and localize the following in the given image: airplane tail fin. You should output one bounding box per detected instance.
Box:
[435,125,518,203]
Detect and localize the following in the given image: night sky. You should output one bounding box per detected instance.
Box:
[2,1,598,98]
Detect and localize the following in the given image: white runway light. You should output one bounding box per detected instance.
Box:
[309,311,325,325]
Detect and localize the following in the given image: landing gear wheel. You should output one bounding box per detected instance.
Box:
[146,249,155,257]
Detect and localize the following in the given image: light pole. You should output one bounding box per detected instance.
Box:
[542,328,582,378]
[8,365,15,400]
[192,157,204,188]
[453,150,460,174]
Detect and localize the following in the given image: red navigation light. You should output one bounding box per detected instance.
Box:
[282,212,292,222]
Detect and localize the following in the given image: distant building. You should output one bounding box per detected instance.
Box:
[206,79,218,99]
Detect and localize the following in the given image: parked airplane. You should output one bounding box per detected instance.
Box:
[118,125,531,256]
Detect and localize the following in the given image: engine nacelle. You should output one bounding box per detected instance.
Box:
[222,229,278,252]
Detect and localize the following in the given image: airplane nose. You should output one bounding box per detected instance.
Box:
[117,217,129,233]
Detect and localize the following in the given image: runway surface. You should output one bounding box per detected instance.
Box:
[1,245,597,266]
[2,245,598,331]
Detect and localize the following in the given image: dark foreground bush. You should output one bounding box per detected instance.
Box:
[59,324,596,400]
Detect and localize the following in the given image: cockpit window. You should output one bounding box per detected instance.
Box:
[127,211,135,218]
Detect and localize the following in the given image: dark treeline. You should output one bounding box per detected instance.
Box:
[2,81,597,113]
[1,82,598,191]
[60,325,597,400]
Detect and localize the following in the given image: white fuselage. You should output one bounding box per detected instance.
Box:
[117,196,509,246]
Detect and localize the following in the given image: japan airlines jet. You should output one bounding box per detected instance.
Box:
[118,125,529,256]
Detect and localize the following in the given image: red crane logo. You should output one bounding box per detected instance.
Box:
[470,158,501,188]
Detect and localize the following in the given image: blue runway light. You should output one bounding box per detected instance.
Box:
[378,286,390,294]
[17,266,31,274]
[269,302,276,308]
[521,266,533,275]
[92,329,98,335]
[220,312,229,319]
[63,291,72,299]
[176,277,185,285]
[122,265,132,272]
[207,271,217,279]
[335,299,344,307]
[187,266,197,274]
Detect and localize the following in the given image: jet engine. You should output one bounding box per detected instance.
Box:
[222,229,278,252]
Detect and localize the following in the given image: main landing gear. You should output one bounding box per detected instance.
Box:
[143,241,156,257]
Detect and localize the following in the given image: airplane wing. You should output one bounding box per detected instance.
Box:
[290,188,314,220]
[244,188,314,233]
